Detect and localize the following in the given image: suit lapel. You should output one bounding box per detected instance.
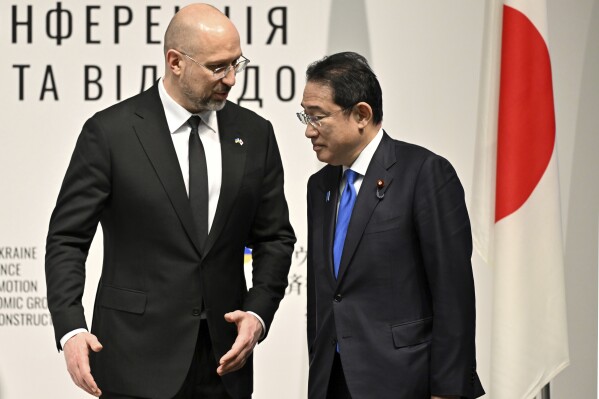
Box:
[336,132,396,284]
[132,85,204,256]
[321,165,342,287]
[203,103,247,255]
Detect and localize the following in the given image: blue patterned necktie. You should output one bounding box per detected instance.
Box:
[333,169,358,279]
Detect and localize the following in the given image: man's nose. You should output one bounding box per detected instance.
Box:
[222,67,236,86]
[305,123,318,138]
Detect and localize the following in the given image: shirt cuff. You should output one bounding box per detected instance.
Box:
[60,328,88,350]
[246,311,266,340]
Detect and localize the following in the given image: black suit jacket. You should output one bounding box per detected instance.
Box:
[306,132,484,398]
[45,84,295,399]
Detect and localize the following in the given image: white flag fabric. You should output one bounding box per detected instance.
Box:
[472,1,570,398]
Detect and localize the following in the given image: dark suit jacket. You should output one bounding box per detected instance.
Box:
[45,84,295,399]
[306,132,484,399]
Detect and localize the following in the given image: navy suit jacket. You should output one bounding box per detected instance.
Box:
[306,132,484,398]
[45,84,295,399]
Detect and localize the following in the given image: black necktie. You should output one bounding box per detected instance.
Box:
[188,116,209,250]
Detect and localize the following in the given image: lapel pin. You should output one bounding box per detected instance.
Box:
[234,138,244,146]
[326,191,331,202]
[376,179,385,199]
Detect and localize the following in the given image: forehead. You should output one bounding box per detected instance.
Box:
[195,31,242,63]
[301,81,336,110]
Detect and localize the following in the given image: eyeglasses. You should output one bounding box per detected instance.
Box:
[180,51,250,80]
[296,106,353,128]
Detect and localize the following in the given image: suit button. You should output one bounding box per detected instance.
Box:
[332,338,337,346]
[192,308,201,316]
[333,294,342,302]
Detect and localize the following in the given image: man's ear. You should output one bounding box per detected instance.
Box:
[354,102,373,129]
[166,49,183,76]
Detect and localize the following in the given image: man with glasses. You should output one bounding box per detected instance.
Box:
[300,52,484,399]
[45,4,295,398]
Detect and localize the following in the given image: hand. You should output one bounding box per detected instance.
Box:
[63,332,103,397]
[217,310,263,376]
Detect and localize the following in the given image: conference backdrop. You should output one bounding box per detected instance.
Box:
[0,1,597,398]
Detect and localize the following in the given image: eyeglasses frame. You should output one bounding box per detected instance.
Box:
[178,50,250,80]
[296,105,356,128]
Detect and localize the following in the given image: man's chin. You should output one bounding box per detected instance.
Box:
[206,99,227,111]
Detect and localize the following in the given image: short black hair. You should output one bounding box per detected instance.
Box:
[305,51,383,125]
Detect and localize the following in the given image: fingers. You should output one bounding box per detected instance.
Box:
[88,334,103,353]
[223,310,263,339]
[223,310,242,326]
[217,334,252,376]
[63,332,103,397]
[218,311,261,376]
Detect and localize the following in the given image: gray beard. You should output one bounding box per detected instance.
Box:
[204,98,227,111]
[180,81,227,112]
[186,95,227,113]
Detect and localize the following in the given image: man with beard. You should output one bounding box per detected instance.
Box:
[45,4,295,399]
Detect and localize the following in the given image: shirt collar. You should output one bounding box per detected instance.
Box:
[158,78,218,134]
[344,128,384,176]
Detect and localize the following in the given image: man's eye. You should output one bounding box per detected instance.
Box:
[208,65,226,72]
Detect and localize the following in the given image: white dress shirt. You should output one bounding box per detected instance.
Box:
[338,128,384,206]
[158,79,222,230]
